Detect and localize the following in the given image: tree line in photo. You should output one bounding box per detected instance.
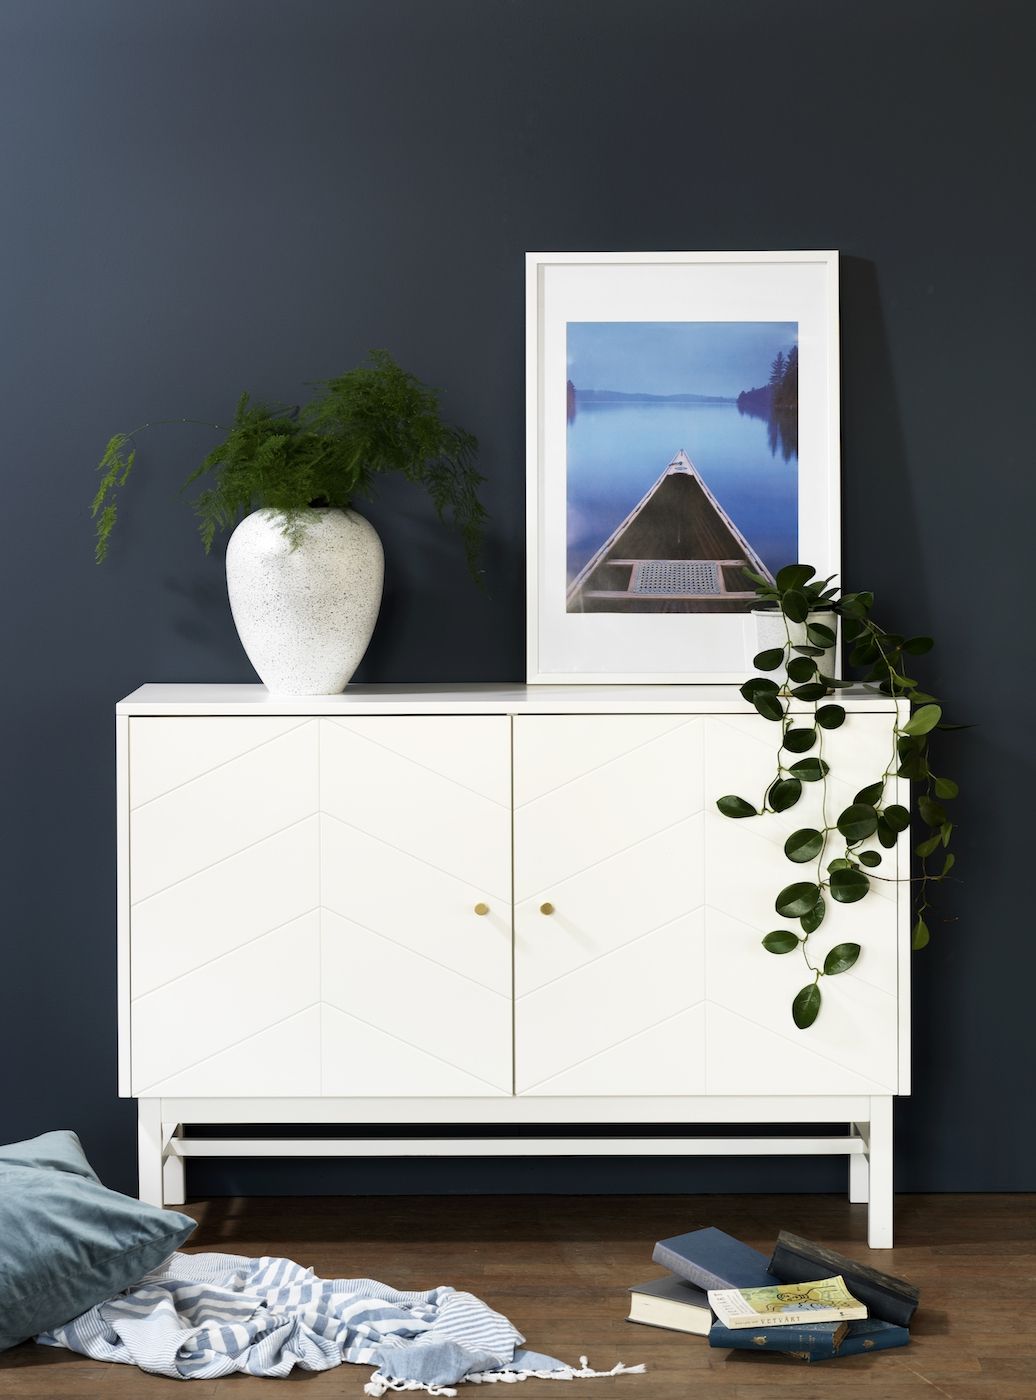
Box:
[736,345,798,462]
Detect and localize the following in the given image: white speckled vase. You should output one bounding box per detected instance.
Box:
[226,507,384,695]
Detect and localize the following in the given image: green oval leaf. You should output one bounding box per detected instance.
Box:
[826,857,852,872]
[784,827,824,863]
[912,916,930,950]
[806,622,836,648]
[786,656,818,684]
[777,564,816,591]
[837,802,879,843]
[741,677,779,702]
[754,692,785,722]
[941,852,956,876]
[782,589,809,623]
[916,833,942,858]
[753,647,786,671]
[829,866,870,903]
[902,703,942,736]
[902,635,934,655]
[934,776,959,800]
[839,590,873,619]
[782,727,817,754]
[800,896,826,934]
[858,850,882,868]
[767,777,802,812]
[918,795,947,827]
[853,781,884,806]
[824,942,861,976]
[716,795,758,818]
[762,929,800,954]
[897,753,930,781]
[776,881,822,918]
[792,982,822,1029]
[816,703,845,730]
[791,682,828,702]
[789,757,829,783]
[792,643,825,656]
[876,814,898,849]
[883,804,911,832]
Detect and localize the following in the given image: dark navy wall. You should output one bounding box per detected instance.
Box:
[1,0,1032,1197]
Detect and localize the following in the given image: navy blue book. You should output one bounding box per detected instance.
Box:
[709,1318,847,1362]
[769,1231,920,1326]
[710,1317,910,1362]
[838,1318,911,1356]
[652,1227,779,1291]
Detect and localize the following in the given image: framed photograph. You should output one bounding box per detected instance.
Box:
[526,250,840,684]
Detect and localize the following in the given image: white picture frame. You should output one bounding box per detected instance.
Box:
[526,250,841,685]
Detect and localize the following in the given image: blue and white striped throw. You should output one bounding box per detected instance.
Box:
[38,1251,644,1395]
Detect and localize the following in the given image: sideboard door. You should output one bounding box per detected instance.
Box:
[128,714,513,1098]
[701,713,901,1095]
[513,711,902,1099]
[128,717,323,1096]
[318,716,513,1096]
[513,715,708,1095]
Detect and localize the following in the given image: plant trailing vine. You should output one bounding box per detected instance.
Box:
[717,563,960,1030]
[91,349,487,581]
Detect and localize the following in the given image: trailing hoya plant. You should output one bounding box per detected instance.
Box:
[717,564,960,1031]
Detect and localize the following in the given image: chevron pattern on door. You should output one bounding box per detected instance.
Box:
[702,715,900,1095]
[513,713,901,1097]
[319,717,512,1096]
[128,716,511,1097]
[513,716,708,1095]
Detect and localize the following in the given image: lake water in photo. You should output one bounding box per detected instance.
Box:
[566,397,798,586]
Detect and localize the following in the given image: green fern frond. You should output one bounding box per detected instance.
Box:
[91,352,486,579]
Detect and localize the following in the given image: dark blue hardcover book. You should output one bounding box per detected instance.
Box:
[769,1231,920,1326]
[652,1227,779,1291]
[709,1318,847,1362]
[838,1318,910,1355]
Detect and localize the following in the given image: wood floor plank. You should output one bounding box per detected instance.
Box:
[0,1193,1032,1397]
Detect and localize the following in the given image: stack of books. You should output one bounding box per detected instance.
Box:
[627,1227,919,1363]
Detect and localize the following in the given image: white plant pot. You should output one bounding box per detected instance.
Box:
[752,607,838,688]
[226,507,384,696]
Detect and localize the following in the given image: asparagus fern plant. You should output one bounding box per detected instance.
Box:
[92,350,487,580]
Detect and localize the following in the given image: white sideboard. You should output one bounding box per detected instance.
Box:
[117,684,909,1246]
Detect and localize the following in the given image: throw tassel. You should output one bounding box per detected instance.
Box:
[366,1357,646,1396]
[364,1378,459,1397]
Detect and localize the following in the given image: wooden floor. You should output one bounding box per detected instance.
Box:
[1,1193,1032,1397]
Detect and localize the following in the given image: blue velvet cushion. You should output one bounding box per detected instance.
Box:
[0,1130,196,1352]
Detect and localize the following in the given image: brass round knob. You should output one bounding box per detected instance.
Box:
[540,902,555,915]
[473,902,490,916]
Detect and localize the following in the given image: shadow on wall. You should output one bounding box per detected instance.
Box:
[838,256,926,612]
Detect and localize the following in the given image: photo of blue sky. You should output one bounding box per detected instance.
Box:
[567,321,797,399]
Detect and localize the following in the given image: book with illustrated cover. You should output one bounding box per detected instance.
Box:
[769,1231,919,1326]
[652,1226,778,1292]
[627,1276,712,1336]
[709,1318,848,1361]
[708,1276,867,1329]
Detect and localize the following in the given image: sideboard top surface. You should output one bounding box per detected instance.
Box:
[118,683,903,717]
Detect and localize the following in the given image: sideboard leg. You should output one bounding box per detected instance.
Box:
[162,1121,186,1205]
[866,1096,894,1248]
[849,1121,869,1203]
[137,1099,165,1208]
